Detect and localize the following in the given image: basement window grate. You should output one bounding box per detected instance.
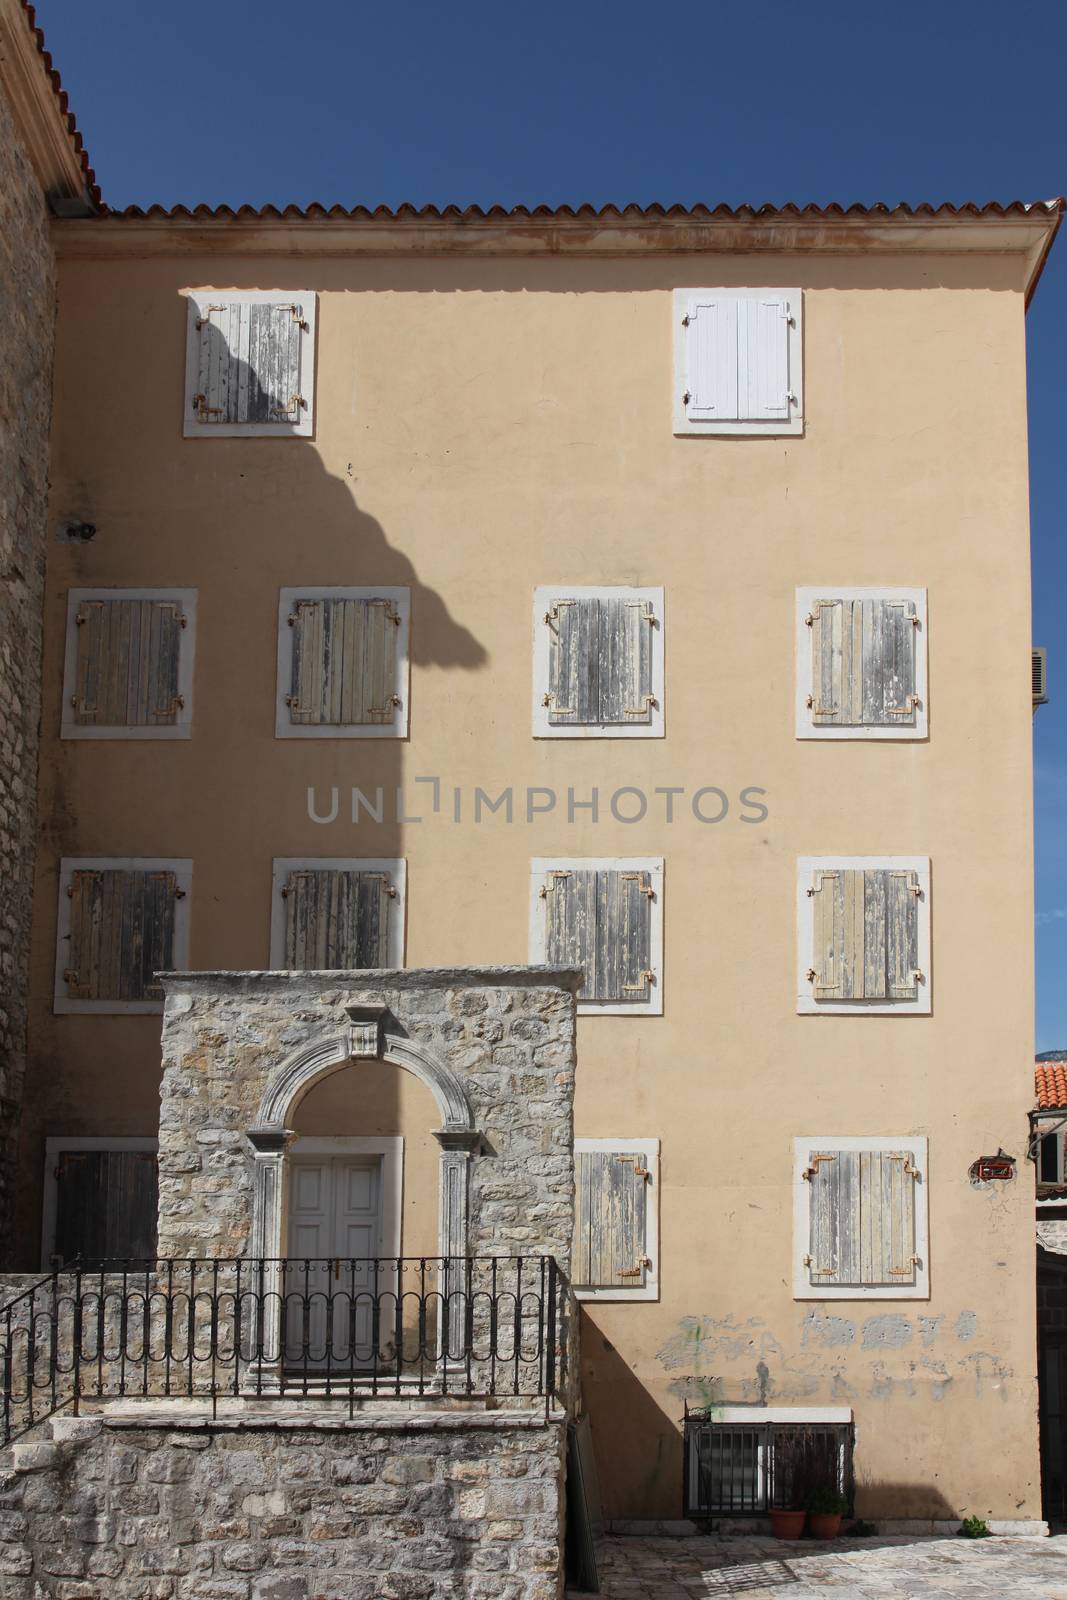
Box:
[682,1408,855,1517]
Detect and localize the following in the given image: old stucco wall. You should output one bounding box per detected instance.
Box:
[156,969,577,1265]
[0,1409,566,1599]
[0,80,53,1261]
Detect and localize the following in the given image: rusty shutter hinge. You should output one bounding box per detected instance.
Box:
[619,1258,652,1279]
[803,1154,835,1181]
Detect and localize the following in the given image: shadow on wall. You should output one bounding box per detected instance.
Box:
[581,1310,684,1521]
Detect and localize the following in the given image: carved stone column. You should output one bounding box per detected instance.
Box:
[433,1128,481,1361]
[246,1123,290,1386]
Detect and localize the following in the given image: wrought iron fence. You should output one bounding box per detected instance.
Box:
[1,1256,574,1444]
[683,1405,855,1516]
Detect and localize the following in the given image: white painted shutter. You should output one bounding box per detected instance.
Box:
[193,301,306,426]
[806,1149,918,1288]
[574,1150,649,1289]
[685,295,791,424]
[64,869,179,1002]
[685,297,740,422]
[808,599,917,728]
[741,297,791,420]
[283,869,393,969]
[72,599,184,727]
[810,868,919,1003]
[288,598,400,726]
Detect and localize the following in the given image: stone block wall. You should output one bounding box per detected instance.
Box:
[0,1409,567,1598]
[0,78,55,1260]
[156,969,579,1267]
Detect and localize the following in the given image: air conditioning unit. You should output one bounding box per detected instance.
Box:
[1034,647,1049,711]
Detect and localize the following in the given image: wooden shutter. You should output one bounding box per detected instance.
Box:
[543,868,654,1003]
[193,300,305,426]
[808,599,917,728]
[741,297,791,421]
[283,869,393,969]
[810,868,919,1003]
[54,1150,158,1266]
[545,598,654,726]
[72,599,183,727]
[686,296,790,424]
[685,297,740,422]
[288,598,400,726]
[574,1150,649,1289]
[806,1149,918,1288]
[65,869,179,1002]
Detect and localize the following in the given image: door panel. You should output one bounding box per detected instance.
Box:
[284,1156,384,1368]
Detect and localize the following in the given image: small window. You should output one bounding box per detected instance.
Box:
[797,856,931,1015]
[530,857,663,1015]
[796,588,927,740]
[42,1138,158,1268]
[54,858,191,1015]
[61,589,197,740]
[793,1137,929,1300]
[183,290,317,438]
[275,587,410,739]
[673,288,802,437]
[684,1409,854,1516]
[1039,1130,1065,1189]
[270,859,406,970]
[573,1139,659,1301]
[532,586,664,738]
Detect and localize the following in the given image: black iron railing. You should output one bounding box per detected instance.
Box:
[1,1256,574,1444]
[683,1405,855,1516]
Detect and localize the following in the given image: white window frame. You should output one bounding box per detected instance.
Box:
[795,586,928,741]
[574,1137,660,1303]
[672,287,803,438]
[270,858,407,970]
[532,585,665,739]
[183,289,317,438]
[284,1136,404,1261]
[60,587,197,741]
[275,586,411,740]
[792,1135,930,1301]
[796,855,931,1015]
[1037,1123,1067,1189]
[530,857,664,1016]
[53,857,192,1016]
[40,1136,158,1269]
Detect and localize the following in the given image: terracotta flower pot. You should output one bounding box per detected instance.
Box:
[769,1509,806,1539]
[808,1512,843,1539]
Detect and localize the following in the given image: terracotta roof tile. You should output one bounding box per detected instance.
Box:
[20,0,102,209]
[1036,1062,1067,1109]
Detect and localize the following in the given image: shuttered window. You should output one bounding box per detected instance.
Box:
[65,869,181,1002]
[809,867,920,1002]
[807,598,919,728]
[272,859,406,970]
[277,587,410,739]
[55,859,192,1014]
[538,861,661,1012]
[573,1140,659,1299]
[675,289,802,436]
[52,1148,158,1267]
[62,589,196,741]
[184,291,316,437]
[287,597,401,727]
[533,587,664,739]
[795,1139,928,1299]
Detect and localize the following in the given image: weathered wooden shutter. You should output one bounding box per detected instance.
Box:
[543,868,654,1002]
[809,868,920,1002]
[65,869,180,1002]
[54,1150,158,1266]
[808,599,917,728]
[805,1149,918,1288]
[288,598,400,726]
[545,599,654,726]
[72,599,183,727]
[193,300,306,425]
[686,296,791,423]
[283,869,394,969]
[574,1150,649,1289]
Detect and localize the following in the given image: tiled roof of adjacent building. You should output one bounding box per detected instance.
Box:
[107,198,1065,222]
[1036,1062,1067,1109]
[19,0,101,208]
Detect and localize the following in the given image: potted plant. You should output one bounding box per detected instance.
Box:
[806,1484,849,1539]
[768,1506,807,1539]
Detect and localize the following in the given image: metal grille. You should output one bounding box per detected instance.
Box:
[683,1408,855,1517]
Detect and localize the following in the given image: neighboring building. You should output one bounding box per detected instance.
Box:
[0,0,1062,1577]
[1035,1059,1067,1521]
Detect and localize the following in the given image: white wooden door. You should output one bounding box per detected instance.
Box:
[284,1157,382,1367]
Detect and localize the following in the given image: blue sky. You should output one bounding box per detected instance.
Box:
[38,0,1067,1045]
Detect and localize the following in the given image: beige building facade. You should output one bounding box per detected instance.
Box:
[10,196,1054,1525]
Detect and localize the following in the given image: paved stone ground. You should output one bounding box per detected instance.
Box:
[575,1534,1067,1597]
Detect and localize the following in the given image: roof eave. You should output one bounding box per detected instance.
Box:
[0,0,98,211]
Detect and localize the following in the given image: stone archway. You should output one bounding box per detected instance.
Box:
[246,1004,481,1269]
